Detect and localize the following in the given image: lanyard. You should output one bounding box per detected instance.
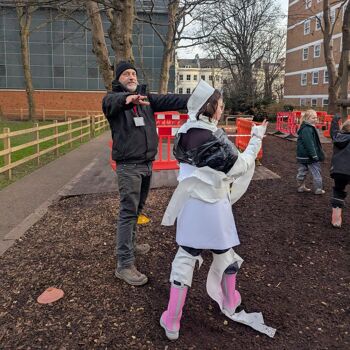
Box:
[133,105,139,117]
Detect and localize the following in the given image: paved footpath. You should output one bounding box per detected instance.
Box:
[0,132,114,255]
[0,132,279,256]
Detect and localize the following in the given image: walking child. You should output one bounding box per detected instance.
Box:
[296,109,325,194]
[329,115,350,228]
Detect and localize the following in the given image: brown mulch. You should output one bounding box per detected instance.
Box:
[1,136,349,349]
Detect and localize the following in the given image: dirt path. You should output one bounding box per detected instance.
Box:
[0,136,349,349]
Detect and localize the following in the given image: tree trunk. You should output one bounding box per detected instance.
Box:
[339,1,349,121]
[16,4,36,121]
[323,0,341,114]
[158,0,179,94]
[107,0,135,68]
[86,1,113,90]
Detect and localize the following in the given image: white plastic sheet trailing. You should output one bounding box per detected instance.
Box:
[206,249,276,338]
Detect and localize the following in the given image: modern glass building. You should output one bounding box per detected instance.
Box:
[0,1,174,93]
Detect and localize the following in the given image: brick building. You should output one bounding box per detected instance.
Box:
[284,0,349,109]
[0,1,173,115]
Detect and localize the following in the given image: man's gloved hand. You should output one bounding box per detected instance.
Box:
[251,119,268,140]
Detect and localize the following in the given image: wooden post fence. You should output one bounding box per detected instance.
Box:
[3,127,12,180]
[35,123,40,165]
[54,120,59,156]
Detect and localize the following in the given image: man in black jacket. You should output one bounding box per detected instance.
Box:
[102,61,189,286]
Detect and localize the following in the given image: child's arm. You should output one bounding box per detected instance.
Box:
[330,115,341,140]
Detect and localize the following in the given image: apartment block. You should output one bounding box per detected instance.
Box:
[175,55,229,94]
[284,0,348,108]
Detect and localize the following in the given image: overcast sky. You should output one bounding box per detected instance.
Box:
[177,0,290,59]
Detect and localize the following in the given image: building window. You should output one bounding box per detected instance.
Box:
[216,75,220,81]
[193,75,197,81]
[301,73,307,86]
[315,14,322,30]
[330,8,336,24]
[311,98,317,107]
[179,74,183,81]
[186,74,191,81]
[304,20,311,35]
[0,65,6,76]
[201,75,205,80]
[324,70,329,83]
[322,98,329,106]
[88,67,98,78]
[186,88,191,94]
[305,0,312,9]
[312,71,319,84]
[300,98,307,106]
[314,44,321,58]
[209,75,213,81]
[178,88,183,94]
[302,47,309,60]
[54,66,64,77]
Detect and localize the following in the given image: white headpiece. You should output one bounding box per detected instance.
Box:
[187,80,215,121]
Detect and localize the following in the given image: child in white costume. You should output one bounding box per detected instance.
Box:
[160,80,276,340]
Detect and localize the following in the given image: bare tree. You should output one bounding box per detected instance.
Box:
[263,31,286,101]
[337,1,350,120]
[86,1,113,90]
[201,0,281,109]
[101,0,135,67]
[15,1,38,120]
[139,0,219,93]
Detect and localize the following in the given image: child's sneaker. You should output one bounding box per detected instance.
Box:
[314,189,325,195]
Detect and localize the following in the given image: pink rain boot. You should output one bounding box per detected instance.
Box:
[332,207,342,228]
[160,283,188,340]
[221,273,241,315]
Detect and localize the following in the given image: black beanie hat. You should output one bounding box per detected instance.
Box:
[115,61,137,80]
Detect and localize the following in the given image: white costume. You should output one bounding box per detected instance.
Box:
[160,81,276,340]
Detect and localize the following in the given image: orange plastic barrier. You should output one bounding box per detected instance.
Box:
[108,113,189,171]
[235,118,263,160]
[323,115,350,138]
[154,111,188,136]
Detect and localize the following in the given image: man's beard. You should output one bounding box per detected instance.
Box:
[125,82,137,92]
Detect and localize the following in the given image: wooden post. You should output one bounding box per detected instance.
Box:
[20,108,23,121]
[80,119,83,143]
[68,118,72,148]
[35,123,40,165]
[42,107,45,122]
[64,110,67,121]
[91,115,95,137]
[3,127,12,180]
[54,120,59,156]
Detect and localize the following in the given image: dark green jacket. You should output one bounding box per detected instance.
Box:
[296,122,325,164]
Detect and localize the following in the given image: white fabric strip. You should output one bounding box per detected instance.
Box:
[206,249,276,338]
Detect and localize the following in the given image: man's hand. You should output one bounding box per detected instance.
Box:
[125,94,150,106]
[251,119,268,140]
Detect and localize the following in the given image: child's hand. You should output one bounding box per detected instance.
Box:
[251,119,268,140]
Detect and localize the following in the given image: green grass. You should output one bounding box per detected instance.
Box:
[0,119,107,190]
